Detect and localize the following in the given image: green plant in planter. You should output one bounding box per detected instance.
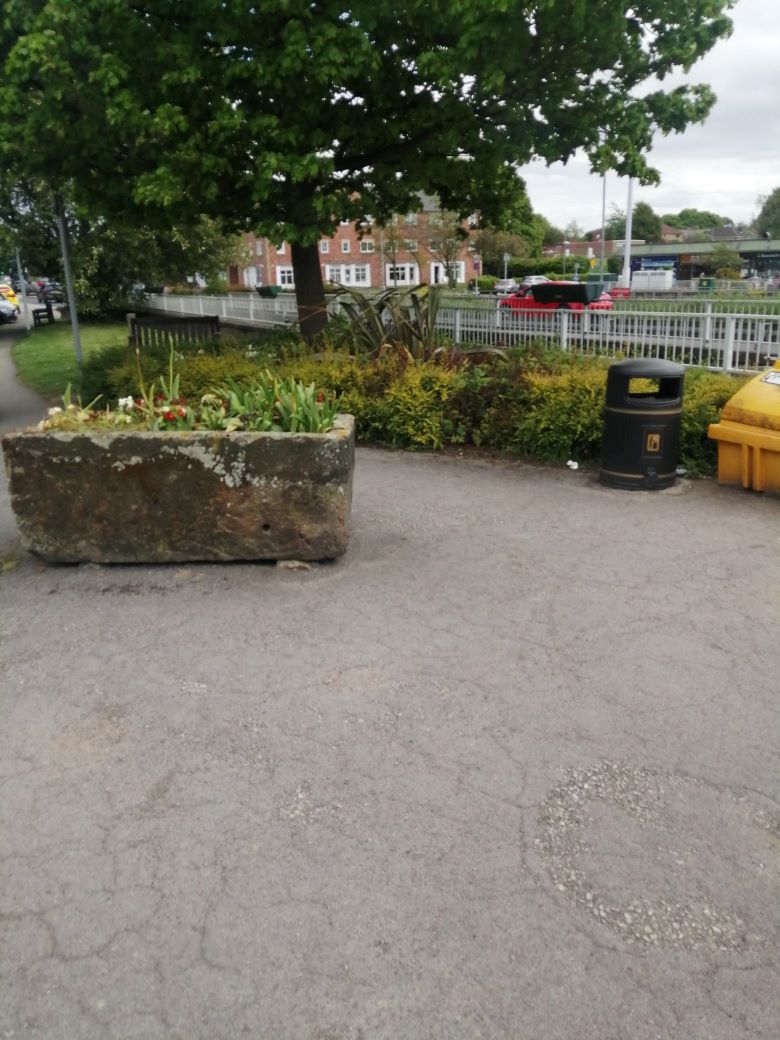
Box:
[38,345,338,436]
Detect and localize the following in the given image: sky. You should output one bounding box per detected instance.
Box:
[519,0,780,233]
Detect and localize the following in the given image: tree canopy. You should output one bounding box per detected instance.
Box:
[0,182,246,315]
[0,0,734,336]
[756,188,780,239]
[604,202,662,242]
[662,208,733,229]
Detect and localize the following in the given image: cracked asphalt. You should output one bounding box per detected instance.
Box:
[1,322,779,1039]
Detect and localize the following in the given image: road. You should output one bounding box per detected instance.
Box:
[1,379,778,1039]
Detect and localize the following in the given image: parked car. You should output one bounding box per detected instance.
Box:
[0,298,18,324]
[499,281,614,315]
[492,278,520,295]
[520,275,551,287]
[0,283,21,311]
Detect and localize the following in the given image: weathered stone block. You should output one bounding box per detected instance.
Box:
[1,416,354,563]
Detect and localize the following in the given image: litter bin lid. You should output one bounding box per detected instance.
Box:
[721,359,780,432]
[608,358,685,378]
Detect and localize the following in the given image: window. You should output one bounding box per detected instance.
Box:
[428,240,439,251]
[277,266,294,286]
[341,240,350,254]
[255,241,263,257]
[275,243,286,255]
[404,213,418,226]
[428,212,443,226]
[339,219,350,225]
[354,265,369,285]
[386,263,418,286]
[360,239,375,253]
[320,240,330,254]
[403,239,417,252]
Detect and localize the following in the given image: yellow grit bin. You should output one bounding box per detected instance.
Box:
[708,359,780,494]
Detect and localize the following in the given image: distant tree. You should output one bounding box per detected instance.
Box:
[697,244,742,276]
[662,208,732,229]
[631,202,662,242]
[473,177,541,270]
[604,202,662,242]
[473,229,531,274]
[756,188,780,239]
[563,221,585,242]
[604,205,626,240]
[535,215,566,249]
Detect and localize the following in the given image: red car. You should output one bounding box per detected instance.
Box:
[499,281,613,315]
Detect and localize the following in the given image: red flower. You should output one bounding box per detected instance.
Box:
[164,410,175,422]
[177,408,185,418]
[316,391,325,403]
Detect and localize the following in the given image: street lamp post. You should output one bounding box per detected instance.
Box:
[562,240,569,275]
[15,246,32,330]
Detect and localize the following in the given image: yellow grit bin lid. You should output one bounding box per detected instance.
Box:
[721,359,780,433]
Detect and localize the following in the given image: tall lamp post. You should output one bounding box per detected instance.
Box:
[562,240,569,276]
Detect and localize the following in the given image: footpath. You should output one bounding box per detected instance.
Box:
[1,318,778,1040]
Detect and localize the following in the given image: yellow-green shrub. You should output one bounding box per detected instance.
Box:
[382,365,461,449]
[509,369,607,462]
[680,369,749,474]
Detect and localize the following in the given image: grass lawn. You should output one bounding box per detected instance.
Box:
[12,320,127,401]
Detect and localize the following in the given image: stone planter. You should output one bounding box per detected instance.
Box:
[1,416,354,563]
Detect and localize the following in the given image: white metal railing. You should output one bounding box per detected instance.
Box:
[148,292,300,325]
[147,293,780,372]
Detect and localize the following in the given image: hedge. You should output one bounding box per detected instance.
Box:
[74,340,747,475]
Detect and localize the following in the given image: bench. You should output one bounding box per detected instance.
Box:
[32,301,56,326]
[127,311,220,349]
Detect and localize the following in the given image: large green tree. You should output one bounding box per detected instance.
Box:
[0,1,734,338]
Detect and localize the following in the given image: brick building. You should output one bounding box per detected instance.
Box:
[232,195,480,290]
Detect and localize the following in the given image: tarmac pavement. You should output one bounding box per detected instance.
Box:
[1,319,779,1039]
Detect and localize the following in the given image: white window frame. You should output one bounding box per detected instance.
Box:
[275,243,286,255]
[255,242,263,256]
[403,239,418,252]
[320,240,330,254]
[341,240,350,254]
[386,263,419,286]
[359,239,375,253]
[276,265,294,287]
[404,213,418,226]
[354,264,370,285]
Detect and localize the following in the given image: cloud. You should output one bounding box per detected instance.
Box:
[520,0,780,229]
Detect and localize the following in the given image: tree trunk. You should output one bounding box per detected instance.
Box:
[291,241,328,343]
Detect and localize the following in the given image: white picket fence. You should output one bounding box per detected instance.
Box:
[148,293,780,372]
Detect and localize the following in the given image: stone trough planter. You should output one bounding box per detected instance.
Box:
[1,416,354,563]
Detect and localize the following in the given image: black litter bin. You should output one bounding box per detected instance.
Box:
[600,358,685,490]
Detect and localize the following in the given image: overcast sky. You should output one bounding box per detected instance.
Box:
[520,0,780,232]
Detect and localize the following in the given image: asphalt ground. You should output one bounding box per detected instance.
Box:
[1,319,779,1039]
